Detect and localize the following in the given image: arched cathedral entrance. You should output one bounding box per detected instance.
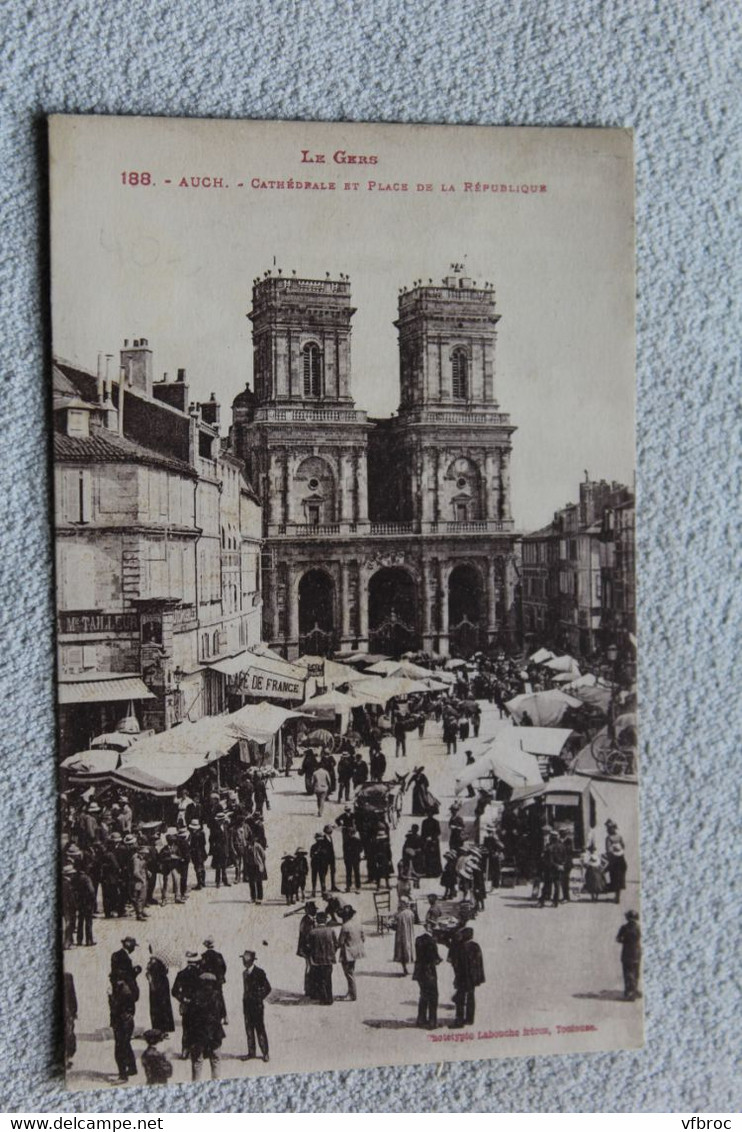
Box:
[298,569,337,656]
[368,567,419,657]
[448,563,484,657]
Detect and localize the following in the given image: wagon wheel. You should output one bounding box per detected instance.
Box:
[591,731,635,776]
[604,747,636,777]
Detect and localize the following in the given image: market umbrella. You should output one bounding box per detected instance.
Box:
[61,749,121,777]
[90,732,140,751]
[571,684,612,714]
[505,689,583,727]
[301,689,358,713]
[444,658,467,670]
[529,648,555,664]
[346,676,396,705]
[544,655,581,674]
[564,672,599,690]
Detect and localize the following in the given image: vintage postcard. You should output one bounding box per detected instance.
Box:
[50,116,640,1090]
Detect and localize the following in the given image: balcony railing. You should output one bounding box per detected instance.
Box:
[402,408,511,426]
[429,519,515,534]
[253,406,366,424]
[369,522,414,535]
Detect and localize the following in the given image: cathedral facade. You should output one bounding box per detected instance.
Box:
[232,268,519,659]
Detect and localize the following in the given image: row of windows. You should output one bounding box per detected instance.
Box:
[301,343,470,400]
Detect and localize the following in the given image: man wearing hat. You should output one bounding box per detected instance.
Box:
[75,803,100,850]
[108,970,138,1083]
[158,830,184,905]
[413,920,442,1029]
[280,852,297,905]
[297,901,317,997]
[294,848,308,902]
[201,939,228,1024]
[176,826,192,897]
[337,905,365,1001]
[100,833,124,918]
[336,749,354,802]
[185,820,205,890]
[210,811,231,888]
[188,972,225,1081]
[323,824,340,892]
[111,936,141,999]
[310,832,331,897]
[118,795,133,834]
[141,1029,173,1085]
[616,910,642,1001]
[61,864,77,949]
[172,952,202,1059]
[307,911,338,1005]
[241,950,271,1061]
[73,858,98,944]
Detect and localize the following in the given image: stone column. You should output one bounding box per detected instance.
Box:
[286,564,298,653]
[500,449,512,521]
[356,453,369,523]
[434,450,441,523]
[272,565,282,643]
[484,451,497,520]
[337,449,346,522]
[358,572,369,648]
[341,559,351,641]
[421,558,434,651]
[281,449,289,528]
[352,449,360,523]
[487,555,498,640]
[438,560,449,654]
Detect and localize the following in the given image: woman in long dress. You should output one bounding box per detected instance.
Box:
[393,896,416,976]
[410,767,439,817]
[604,820,627,903]
[420,813,442,877]
[146,948,175,1034]
[582,849,608,901]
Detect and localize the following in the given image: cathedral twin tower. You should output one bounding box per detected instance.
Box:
[231,268,518,659]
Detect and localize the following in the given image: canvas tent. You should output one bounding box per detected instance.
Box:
[505,689,583,727]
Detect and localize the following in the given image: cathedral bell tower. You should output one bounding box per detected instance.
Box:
[248,272,355,405]
[234,271,370,656]
[396,268,500,411]
[372,267,515,529]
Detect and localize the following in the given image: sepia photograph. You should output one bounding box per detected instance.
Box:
[50,116,640,1091]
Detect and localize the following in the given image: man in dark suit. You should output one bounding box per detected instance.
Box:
[108,972,138,1082]
[449,927,485,1027]
[111,937,141,997]
[241,950,271,1061]
[413,924,442,1029]
[201,938,228,1024]
[171,952,202,1059]
[307,911,338,1005]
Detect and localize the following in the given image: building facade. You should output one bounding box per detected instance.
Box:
[520,477,634,658]
[232,268,518,659]
[54,347,262,758]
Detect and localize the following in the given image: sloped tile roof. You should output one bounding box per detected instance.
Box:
[54,423,197,478]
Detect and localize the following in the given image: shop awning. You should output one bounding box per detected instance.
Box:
[208,649,306,701]
[61,750,122,778]
[57,676,155,705]
[227,702,309,744]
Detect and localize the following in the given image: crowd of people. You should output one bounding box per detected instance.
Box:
[61,644,639,1085]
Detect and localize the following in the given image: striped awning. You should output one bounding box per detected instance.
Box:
[57,676,155,705]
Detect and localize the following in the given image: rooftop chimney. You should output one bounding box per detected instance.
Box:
[120,337,153,397]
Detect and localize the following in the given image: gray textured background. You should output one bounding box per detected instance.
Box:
[1,0,739,1113]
